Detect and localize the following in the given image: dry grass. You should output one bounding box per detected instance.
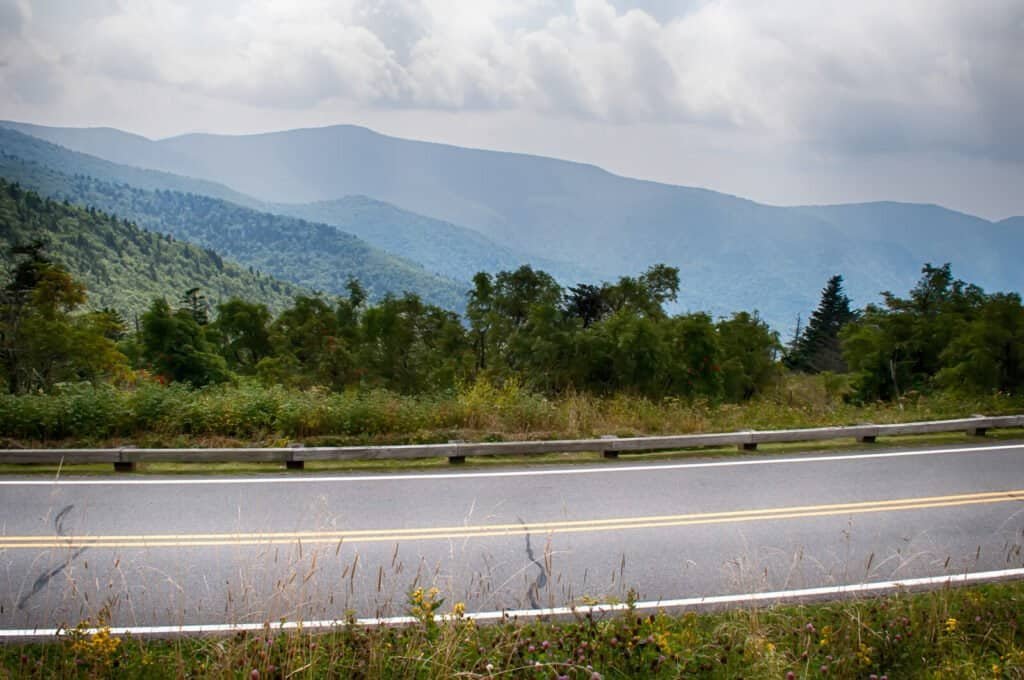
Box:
[3,580,1024,678]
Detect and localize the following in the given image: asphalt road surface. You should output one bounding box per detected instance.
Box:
[2,441,1023,635]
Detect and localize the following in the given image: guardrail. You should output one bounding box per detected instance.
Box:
[1,415,1022,472]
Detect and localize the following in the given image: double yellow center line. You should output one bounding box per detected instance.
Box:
[2,489,1022,550]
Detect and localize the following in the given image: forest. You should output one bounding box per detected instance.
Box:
[2,181,1023,407]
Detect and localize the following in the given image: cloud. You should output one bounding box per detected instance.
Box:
[2,0,1022,161]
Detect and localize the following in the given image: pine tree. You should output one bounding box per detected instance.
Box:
[786,275,857,373]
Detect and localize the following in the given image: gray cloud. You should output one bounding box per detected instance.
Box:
[8,0,1020,153]
[0,0,29,36]
[0,0,1020,217]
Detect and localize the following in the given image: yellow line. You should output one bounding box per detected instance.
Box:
[1,489,1021,550]
[5,489,1019,541]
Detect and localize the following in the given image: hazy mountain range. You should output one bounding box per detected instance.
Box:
[2,120,1020,331]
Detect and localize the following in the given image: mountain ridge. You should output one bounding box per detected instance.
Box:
[0,177,310,317]
[0,138,470,312]
[3,120,1020,330]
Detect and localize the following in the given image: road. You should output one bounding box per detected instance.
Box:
[1,441,1023,635]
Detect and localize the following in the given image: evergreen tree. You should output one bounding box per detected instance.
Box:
[787,275,857,373]
[180,287,210,325]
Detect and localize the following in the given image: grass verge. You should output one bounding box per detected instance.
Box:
[4,580,1023,678]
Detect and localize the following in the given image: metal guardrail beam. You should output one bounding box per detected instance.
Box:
[1,415,1021,471]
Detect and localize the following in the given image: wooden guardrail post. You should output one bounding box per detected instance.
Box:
[448,440,466,464]
[600,434,619,459]
[287,444,305,470]
[739,431,757,451]
[115,446,137,472]
[967,416,988,437]
[857,425,877,443]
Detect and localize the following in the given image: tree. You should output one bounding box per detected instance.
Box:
[180,287,210,325]
[211,298,273,371]
[936,293,1024,394]
[787,275,857,373]
[601,264,680,318]
[717,311,782,400]
[842,264,987,401]
[141,298,228,386]
[564,283,608,328]
[262,295,348,389]
[358,293,469,392]
[0,241,127,392]
[466,272,495,371]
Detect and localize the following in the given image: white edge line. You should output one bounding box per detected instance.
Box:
[2,567,1022,639]
[0,443,1021,486]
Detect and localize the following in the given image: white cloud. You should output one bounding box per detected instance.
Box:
[0,0,1021,217]
[8,0,1019,156]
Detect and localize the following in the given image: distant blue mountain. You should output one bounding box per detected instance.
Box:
[4,120,1021,330]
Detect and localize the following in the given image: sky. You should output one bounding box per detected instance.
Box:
[1,0,1022,220]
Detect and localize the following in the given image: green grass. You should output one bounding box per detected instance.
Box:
[4,580,1023,678]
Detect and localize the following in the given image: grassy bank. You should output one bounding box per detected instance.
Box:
[1,376,1022,449]
[4,581,1023,678]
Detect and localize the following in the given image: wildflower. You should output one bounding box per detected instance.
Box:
[857,643,874,667]
[452,602,466,618]
[945,617,958,633]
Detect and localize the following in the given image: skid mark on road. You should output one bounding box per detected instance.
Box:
[18,505,88,609]
[519,517,547,609]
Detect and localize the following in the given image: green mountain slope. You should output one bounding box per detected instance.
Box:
[0,179,307,317]
[0,145,468,312]
[6,121,1021,330]
[274,195,595,285]
[0,127,583,288]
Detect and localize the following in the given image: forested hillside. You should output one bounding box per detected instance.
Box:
[276,195,593,285]
[8,122,1020,331]
[0,152,469,311]
[0,179,305,317]
[0,128,586,289]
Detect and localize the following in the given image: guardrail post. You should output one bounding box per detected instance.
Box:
[287,444,305,470]
[600,434,619,459]
[739,432,757,451]
[115,446,137,472]
[857,425,877,443]
[448,440,466,464]
[967,416,988,437]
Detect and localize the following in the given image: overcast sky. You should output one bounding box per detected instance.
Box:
[1,0,1022,219]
